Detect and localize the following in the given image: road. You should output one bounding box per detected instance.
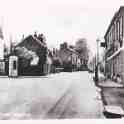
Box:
[0,71,104,119]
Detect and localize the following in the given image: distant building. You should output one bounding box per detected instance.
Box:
[0,26,5,75]
[0,26,4,60]
[104,6,124,82]
[58,43,80,71]
[88,56,96,72]
[75,38,89,69]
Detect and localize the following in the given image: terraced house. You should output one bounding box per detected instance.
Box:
[104,6,124,82]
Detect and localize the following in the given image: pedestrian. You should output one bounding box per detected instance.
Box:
[112,73,117,82]
[116,74,122,84]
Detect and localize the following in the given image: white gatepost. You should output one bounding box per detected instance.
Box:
[9,56,18,77]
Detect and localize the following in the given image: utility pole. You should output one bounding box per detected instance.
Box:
[95,38,100,82]
[9,34,13,54]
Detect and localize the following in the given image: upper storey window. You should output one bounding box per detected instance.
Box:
[120,16,123,37]
[119,16,123,47]
[116,21,120,41]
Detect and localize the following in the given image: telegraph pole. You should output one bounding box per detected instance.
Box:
[95,38,100,82]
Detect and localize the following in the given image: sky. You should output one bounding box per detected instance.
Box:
[0,0,124,56]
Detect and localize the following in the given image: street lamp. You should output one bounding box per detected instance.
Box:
[95,38,100,82]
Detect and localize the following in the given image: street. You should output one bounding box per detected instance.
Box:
[0,71,104,119]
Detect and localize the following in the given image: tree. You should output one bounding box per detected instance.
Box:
[38,33,46,44]
[75,38,89,66]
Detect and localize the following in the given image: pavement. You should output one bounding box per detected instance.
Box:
[98,79,124,88]
[95,76,124,117]
[0,71,104,119]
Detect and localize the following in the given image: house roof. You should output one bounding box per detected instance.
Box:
[16,35,47,48]
[104,6,124,39]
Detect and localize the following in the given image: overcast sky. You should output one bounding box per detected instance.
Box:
[0,0,124,55]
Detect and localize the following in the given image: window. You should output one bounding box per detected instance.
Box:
[13,61,17,70]
[116,21,119,40]
[119,16,123,47]
[114,23,116,40]
[120,16,123,37]
[107,35,109,49]
[117,21,120,40]
[110,31,112,43]
[112,26,114,41]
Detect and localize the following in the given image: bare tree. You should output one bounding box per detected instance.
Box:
[75,38,89,67]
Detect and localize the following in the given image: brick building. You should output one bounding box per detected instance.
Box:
[14,35,47,76]
[104,6,124,82]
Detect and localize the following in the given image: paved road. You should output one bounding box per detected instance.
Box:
[0,71,104,119]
